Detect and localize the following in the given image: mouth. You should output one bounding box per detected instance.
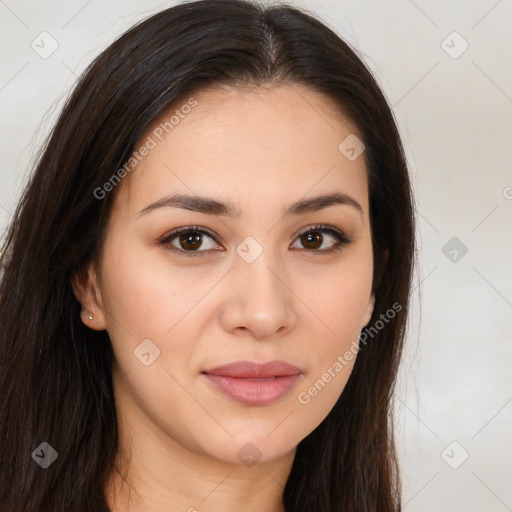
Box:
[201,360,303,406]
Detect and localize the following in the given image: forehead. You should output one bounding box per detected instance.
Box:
[115,84,369,217]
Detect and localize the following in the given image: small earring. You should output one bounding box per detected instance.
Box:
[89,312,93,321]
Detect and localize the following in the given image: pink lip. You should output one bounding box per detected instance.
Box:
[202,360,303,406]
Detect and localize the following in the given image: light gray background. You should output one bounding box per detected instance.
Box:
[1,1,511,510]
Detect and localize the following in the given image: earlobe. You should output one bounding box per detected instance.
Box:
[71,262,107,331]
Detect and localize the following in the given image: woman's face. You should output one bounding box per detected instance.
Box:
[78,84,374,466]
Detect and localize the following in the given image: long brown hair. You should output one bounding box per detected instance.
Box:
[0,0,415,510]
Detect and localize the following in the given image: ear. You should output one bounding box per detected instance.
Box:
[361,292,375,329]
[71,261,107,331]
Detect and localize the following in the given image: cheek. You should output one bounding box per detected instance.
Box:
[293,248,373,410]
[297,253,373,342]
[99,241,221,388]
[314,277,371,330]
[100,240,197,337]
[298,275,368,390]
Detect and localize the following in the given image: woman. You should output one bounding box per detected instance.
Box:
[0,0,415,510]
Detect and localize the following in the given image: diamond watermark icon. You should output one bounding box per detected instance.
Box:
[442,236,468,263]
[31,31,59,59]
[134,338,161,366]
[236,236,263,264]
[441,31,469,59]
[237,442,262,467]
[32,441,58,469]
[338,134,365,161]
[441,441,469,469]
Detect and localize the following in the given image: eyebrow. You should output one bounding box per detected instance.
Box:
[137,191,363,219]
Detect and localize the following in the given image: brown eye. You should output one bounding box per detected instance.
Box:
[177,232,203,251]
[160,227,220,257]
[291,225,351,254]
[299,231,323,250]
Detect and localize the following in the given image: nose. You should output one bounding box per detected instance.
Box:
[219,244,297,340]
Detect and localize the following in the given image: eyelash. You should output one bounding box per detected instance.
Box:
[158,224,352,258]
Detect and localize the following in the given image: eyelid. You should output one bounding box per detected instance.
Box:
[294,224,349,242]
[162,225,217,241]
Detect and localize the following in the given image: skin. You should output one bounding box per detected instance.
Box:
[72,83,375,512]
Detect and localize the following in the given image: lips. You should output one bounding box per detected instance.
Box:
[203,360,302,378]
[202,360,303,406]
